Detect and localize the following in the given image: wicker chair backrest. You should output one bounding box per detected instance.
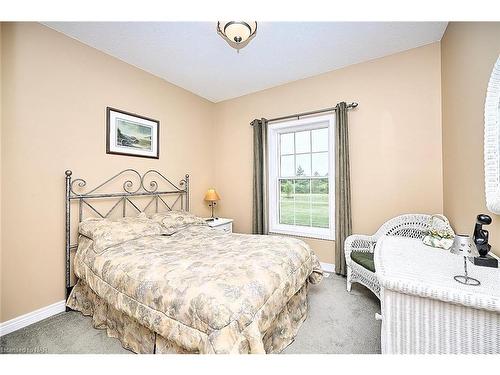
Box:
[376,214,432,240]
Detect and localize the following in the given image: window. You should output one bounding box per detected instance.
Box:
[268,114,335,240]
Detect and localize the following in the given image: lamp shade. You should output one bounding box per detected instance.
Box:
[204,188,221,202]
[450,235,479,257]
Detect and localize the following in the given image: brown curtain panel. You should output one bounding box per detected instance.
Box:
[251,118,269,235]
[335,102,352,276]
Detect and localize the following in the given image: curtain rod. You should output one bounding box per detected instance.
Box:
[254,102,358,125]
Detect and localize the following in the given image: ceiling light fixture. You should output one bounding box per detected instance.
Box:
[217,21,257,53]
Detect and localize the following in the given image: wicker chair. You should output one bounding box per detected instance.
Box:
[345,214,435,299]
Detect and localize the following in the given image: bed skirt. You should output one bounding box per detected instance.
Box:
[67,280,310,354]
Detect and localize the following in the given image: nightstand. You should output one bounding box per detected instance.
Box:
[206,218,233,233]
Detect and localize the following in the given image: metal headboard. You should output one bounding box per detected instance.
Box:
[64,169,189,303]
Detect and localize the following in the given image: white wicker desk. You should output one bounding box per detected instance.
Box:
[374,236,500,354]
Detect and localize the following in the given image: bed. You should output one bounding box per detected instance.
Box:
[64,169,323,354]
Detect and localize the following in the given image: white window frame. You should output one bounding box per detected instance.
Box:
[267,114,335,240]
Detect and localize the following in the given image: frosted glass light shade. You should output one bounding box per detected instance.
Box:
[217,21,257,51]
[225,23,251,42]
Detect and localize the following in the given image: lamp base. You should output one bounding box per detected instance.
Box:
[453,275,481,286]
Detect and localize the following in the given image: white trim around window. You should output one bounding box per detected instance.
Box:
[267,114,335,240]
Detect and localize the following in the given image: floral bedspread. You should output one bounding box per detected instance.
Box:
[69,225,323,353]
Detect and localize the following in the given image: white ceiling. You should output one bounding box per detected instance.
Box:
[44,22,447,103]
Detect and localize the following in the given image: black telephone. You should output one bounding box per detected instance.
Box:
[472,214,498,268]
[473,214,492,256]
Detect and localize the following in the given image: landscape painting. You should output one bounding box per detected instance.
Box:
[106,107,159,159]
[116,119,152,151]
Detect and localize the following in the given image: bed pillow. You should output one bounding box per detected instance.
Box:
[79,213,163,253]
[150,210,207,235]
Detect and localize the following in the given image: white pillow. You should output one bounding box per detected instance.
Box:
[79,213,162,253]
[150,210,207,235]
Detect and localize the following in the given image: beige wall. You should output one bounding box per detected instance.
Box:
[213,43,444,263]
[1,23,215,322]
[0,24,448,323]
[441,22,500,256]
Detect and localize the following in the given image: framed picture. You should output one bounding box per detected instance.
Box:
[106,107,159,159]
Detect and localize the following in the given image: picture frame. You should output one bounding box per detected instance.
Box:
[106,107,160,159]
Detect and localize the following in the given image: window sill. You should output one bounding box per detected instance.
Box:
[269,228,335,241]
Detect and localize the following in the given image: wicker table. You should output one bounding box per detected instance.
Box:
[374,236,500,354]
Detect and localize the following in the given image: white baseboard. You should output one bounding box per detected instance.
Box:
[0,300,66,337]
[320,262,335,273]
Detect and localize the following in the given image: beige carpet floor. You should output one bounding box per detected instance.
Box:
[1,274,381,354]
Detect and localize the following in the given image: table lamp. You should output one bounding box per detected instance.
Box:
[204,188,220,220]
[449,234,481,286]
